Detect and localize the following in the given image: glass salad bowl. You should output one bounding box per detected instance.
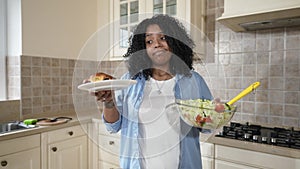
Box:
[169,99,237,130]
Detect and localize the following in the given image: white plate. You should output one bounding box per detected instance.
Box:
[78,79,137,92]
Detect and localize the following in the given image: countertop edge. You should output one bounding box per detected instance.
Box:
[0,115,94,141]
[208,136,300,159]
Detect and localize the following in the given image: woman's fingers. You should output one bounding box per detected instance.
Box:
[92,90,113,102]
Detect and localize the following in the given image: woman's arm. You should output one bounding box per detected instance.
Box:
[102,99,120,123]
[93,90,120,123]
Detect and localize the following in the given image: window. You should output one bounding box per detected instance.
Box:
[0,0,21,100]
[0,0,7,100]
[111,0,141,59]
[110,0,190,60]
[153,0,177,16]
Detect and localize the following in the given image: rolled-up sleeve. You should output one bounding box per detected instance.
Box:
[102,114,122,133]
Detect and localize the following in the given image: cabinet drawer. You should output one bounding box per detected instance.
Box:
[0,147,40,169]
[98,135,120,165]
[202,157,214,169]
[201,142,214,158]
[0,134,40,156]
[98,123,120,138]
[99,160,120,169]
[215,145,299,169]
[215,159,258,169]
[47,124,86,143]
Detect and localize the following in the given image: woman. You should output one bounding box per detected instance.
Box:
[95,14,212,169]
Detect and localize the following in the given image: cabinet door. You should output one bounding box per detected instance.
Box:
[202,157,214,169]
[0,148,40,169]
[215,160,258,169]
[98,135,120,166]
[48,135,87,169]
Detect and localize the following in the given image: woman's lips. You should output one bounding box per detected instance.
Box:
[153,50,167,57]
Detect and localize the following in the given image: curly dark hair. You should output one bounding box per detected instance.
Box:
[123,14,195,80]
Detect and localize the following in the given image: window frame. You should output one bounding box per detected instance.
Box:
[0,0,7,100]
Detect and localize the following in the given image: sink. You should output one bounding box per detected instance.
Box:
[0,122,36,134]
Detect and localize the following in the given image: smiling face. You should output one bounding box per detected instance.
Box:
[145,24,172,71]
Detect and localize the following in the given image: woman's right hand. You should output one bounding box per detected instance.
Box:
[90,90,116,109]
[91,90,119,122]
[90,90,114,103]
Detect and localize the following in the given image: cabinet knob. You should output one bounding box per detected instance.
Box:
[52,147,58,152]
[109,141,115,145]
[68,131,74,136]
[1,160,7,167]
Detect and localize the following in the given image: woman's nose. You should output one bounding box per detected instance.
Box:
[153,39,162,48]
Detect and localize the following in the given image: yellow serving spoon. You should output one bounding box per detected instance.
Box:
[227,81,261,106]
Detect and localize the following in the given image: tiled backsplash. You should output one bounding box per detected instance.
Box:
[20,56,76,117]
[18,55,127,120]
[204,0,300,127]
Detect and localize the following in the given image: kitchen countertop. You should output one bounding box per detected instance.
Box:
[0,113,93,142]
[208,135,300,159]
[1,117,299,159]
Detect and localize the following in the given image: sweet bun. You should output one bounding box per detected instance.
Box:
[83,72,115,83]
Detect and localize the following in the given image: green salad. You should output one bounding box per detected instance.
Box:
[176,99,236,129]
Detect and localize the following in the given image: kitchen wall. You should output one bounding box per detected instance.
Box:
[1,0,299,127]
[21,0,99,59]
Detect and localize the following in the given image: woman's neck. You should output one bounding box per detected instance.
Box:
[152,68,173,81]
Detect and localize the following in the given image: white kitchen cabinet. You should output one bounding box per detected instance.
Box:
[0,134,40,169]
[96,120,121,169]
[215,145,300,169]
[41,124,88,169]
[201,142,215,169]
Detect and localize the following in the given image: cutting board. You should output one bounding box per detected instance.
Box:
[37,119,70,126]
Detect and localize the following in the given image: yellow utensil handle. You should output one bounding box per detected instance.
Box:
[227,82,260,105]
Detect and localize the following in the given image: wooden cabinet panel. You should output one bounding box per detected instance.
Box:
[215,159,258,169]
[47,125,86,143]
[0,134,40,169]
[48,136,87,169]
[99,160,120,169]
[0,148,40,169]
[215,145,299,169]
[42,124,88,169]
[98,135,120,166]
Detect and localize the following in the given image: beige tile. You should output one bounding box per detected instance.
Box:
[42,57,51,67]
[284,104,300,118]
[269,91,284,104]
[32,57,42,66]
[270,104,283,116]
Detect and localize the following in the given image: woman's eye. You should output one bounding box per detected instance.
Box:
[146,40,153,44]
[161,36,166,40]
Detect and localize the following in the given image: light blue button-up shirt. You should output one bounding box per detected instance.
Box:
[103,70,212,169]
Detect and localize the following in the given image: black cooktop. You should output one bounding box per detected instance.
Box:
[215,122,300,149]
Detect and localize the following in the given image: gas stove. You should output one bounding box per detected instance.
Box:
[215,122,300,150]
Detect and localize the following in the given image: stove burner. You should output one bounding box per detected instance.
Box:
[215,122,300,150]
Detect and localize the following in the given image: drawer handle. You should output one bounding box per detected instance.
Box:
[109,141,115,145]
[52,147,58,152]
[1,160,8,167]
[68,131,74,136]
